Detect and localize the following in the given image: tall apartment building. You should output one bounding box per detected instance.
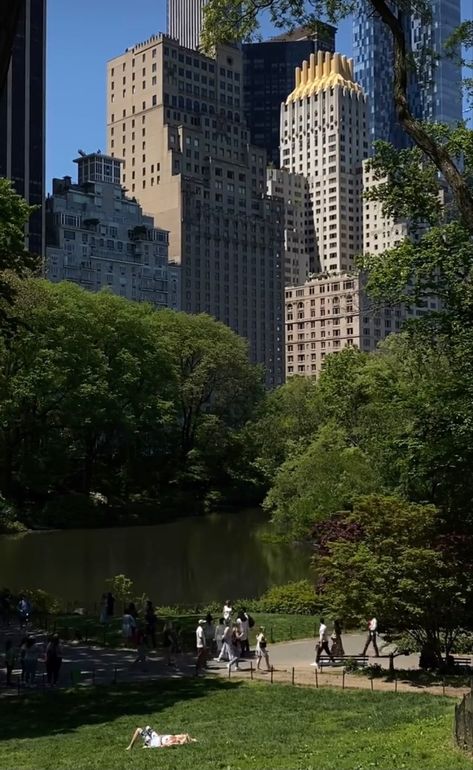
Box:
[45,152,180,310]
[281,51,368,273]
[266,167,314,286]
[353,0,462,148]
[167,0,208,50]
[0,0,46,255]
[107,36,284,387]
[242,24,336,167]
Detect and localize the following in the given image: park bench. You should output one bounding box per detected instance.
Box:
[316,655,369,668]
[452,656,472,669]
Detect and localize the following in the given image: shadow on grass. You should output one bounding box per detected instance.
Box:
[0,678,243,742]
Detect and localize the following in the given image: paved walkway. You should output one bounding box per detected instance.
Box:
[0,624,469,699]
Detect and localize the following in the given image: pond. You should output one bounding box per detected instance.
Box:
[0,509,311,607]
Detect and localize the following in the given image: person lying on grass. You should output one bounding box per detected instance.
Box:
[126,725,197,750]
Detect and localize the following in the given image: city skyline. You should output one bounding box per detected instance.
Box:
[45,0,352,188]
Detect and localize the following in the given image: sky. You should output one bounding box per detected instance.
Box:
[46,0,352,188]
[46,0,470,188]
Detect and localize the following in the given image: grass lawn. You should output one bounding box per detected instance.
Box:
[0,679,470,770]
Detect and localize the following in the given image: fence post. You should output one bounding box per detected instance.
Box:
[342,669,345,690]
[250,662,253,680]
[228,665,231,679]
[394,672,398,693]
[315,667,319,688]
[270,665,274,684]
[370,676,374,692]
[292,667,295,686]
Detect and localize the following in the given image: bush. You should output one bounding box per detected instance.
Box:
[258,580,318,615]
[20,588,62,614]
[0,498,26,533]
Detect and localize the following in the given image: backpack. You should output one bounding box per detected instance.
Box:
[248,615,255,628]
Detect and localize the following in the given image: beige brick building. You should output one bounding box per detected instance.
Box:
[107,35,284,387]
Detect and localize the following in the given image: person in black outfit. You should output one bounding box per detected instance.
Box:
[145,601,157,649]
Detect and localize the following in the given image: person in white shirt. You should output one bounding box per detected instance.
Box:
[126,725,197,750]
[315,618,335,667]
[256,627,270,671]
[217,622,232,662]
[362,617,379,657]
[237,608,250,656]
[195,619,207,673]
[223,600,232,624]
[214,617,225,655]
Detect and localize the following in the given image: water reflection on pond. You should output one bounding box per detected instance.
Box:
[0,509,312,606]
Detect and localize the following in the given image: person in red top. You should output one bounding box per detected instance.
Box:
[362,617,379,657]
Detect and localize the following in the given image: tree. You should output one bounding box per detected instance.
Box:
[203,0,473,229]
[0,178,39,326]
[263,424,380,539]
[314,495,473,664]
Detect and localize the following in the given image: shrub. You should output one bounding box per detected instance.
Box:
[258,580,318,615]
[0,498,26,533]
[20,588,62,614]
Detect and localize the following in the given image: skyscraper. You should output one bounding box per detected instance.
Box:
[281,51,368,274]
[0,0,46,256]
[107,35,284,387]
[353,0,462,148]
[243,24,336,167]
[167,0,208,50]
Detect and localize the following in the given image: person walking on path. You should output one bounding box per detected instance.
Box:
[227,625,240,672]
[315,618,335,668]
[330,619,344,657]
[237,608,250,657]
[122,609,136,644]
[145,601,158,649]
[195,619,207,674]
[216,622,232,662]
[106,592,115,620]
[255,627,270,671]
[362,617,379,657]
[99,594,108,624]
[45,634,62,686]
[4,640,16,686]
[17,596,31,628]
[214,617,225,656]
[223,600,232,625]
[203,613,215,654]
[24,637,39,686]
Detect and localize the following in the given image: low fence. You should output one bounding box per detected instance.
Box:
[454,692,473,750]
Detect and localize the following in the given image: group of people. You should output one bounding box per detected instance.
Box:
[315,616,379,668]
[195,601,270,674]
[3,632,62,687]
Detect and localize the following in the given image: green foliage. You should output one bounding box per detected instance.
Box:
[0,497,25,533]
[0,280,262,523]
[105,574,134,604]
[257,579,318,615]
[264,424,380,539]
[314,495,473,662]
[19,587,61,614]
[0,179,39,327]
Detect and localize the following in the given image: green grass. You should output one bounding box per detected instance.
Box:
[0,679,470,770]
[44,612,318,650]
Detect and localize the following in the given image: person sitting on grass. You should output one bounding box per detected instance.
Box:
[126,725,197,750]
